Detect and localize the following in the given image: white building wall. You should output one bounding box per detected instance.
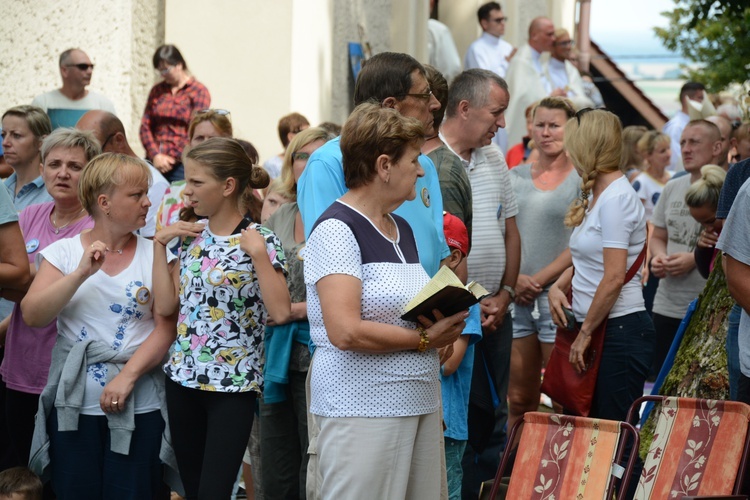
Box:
[0,0,163,156]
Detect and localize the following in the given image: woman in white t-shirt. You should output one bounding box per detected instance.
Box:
[22,153,177,498]
[304,103,467,499]
[548,109,653,494]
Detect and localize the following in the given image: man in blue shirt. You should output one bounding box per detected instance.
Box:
[298,52,450,277]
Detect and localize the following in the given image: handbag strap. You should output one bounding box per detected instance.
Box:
[624,241,648,284]
[568,241,648,301]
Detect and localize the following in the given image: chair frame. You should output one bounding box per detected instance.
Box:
[487,411,639,499]
[626,395,750,499]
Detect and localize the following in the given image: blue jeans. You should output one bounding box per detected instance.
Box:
[592,310,654,500]
[445,438,466,500]
[727,303,742,401]
[48,409,165,500]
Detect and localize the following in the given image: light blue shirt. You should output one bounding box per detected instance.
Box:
[4,174,52,212]
[298,136,450,277]
[441,303,482,440]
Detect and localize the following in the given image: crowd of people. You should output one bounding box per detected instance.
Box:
[0,2,749,500]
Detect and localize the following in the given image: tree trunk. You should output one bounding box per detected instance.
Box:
[639,254,733,455]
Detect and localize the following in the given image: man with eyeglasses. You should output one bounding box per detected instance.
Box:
[76,110,168,238]
[547,28,594,110]
[31,48,116,130]
[299,51,449,278]
[298,51,453,499]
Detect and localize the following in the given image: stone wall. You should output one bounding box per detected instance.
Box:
[0,0,164,156]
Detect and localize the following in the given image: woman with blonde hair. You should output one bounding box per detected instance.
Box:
[259,126,330,497]
[634,131,672,219]
[686,164,726,279]
[620,125,647,181]
[508,97,580,434]
[0,128,99,470]
[548,109,652,496]
[23,153,177,498]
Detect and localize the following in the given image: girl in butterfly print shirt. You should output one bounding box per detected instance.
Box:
[153,137,291,499]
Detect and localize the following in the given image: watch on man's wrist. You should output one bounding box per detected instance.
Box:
[501,284,516,300]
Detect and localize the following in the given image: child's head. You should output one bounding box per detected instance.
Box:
[442,212,469,282]
[183,137,270,220]
[685,164,726,233]
[0,467,42,500]
[261,179,292,224]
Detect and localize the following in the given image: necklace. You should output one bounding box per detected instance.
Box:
[532,162,549,185]
[105,234,133,255]
[52,207,86,234]
[379,215,396,241]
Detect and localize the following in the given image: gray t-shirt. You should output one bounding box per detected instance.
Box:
[717,178,750,376]
[651,175,706,318]
[510,164,580,279]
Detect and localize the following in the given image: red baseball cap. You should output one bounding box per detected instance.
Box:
[443,212,469,256]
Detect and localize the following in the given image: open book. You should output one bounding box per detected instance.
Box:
[401,266,490,322]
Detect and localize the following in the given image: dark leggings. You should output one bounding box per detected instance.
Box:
[165,378,256,500]
[4,388,40,467]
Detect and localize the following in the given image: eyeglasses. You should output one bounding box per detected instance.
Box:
[575,107,594,125]
[196,109,231,117]
[491,16,508,23]
[101,132,116,150]
[292,152,311,161]
[66,63,94,71]
[399,89,434,101]
[157,65,174,76]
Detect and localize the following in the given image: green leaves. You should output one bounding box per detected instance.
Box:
[655,1,750,91]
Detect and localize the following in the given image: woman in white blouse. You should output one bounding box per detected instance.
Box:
[548,109,653,498]
[304,102,467,499]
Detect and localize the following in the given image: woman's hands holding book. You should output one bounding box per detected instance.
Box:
[417,309,469,350]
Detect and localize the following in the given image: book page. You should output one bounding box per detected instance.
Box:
[405,266,465,311]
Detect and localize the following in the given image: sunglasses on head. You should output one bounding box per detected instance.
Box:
[575,107,594,125]
[196,109,231,118]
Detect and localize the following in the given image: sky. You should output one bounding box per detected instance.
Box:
[590,0,679,58]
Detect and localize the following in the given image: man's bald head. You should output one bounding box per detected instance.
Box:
[76,110,132,156]
[528,17,555,52]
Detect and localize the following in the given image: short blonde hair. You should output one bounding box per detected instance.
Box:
[278,127,333,201]
[563,109,623,227]
[636,130,670,157]
[78,153,152,215]
[684,164,726,210]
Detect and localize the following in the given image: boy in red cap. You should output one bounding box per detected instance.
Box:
[440,212,482,500]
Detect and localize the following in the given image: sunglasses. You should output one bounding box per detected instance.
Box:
[66,63,94,71]
[292,152,311,161]
[195,109,231,119]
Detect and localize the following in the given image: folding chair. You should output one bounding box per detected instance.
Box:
[627,395,750,499]
[484,411,639,499]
